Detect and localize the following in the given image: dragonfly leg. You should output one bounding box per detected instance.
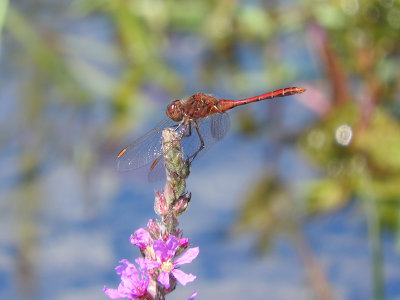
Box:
[174,119,193,139]
[193,120,205,149]
[187,120,205,163]
[174,120,185,132]
[182,122,192,138]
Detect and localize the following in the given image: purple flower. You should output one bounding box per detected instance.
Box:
[188,291,197,300]
[130,228,152,250]
[104,259,149,300]
[137,236,199,289]
[146,219,161,237]
[178,237,189,248]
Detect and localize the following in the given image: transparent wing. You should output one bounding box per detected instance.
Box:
[180,113,231,161]
[116,118,177,171]
[147,156,166,182]
[117,113,230,178]
[210,112,230,141]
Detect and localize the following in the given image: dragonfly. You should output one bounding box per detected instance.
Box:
[117,87,305,180]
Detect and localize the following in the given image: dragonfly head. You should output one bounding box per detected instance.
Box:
[166,100,184,122]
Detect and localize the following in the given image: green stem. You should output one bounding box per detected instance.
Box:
[360,173,384,300]
[162,128,189,204]
[367,196,384,300]
[160,128,190,232]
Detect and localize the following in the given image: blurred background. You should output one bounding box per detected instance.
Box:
[1,0,400,299]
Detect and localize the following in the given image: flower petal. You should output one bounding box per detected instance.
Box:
[104,259,149,299]
[158,271,170,289]
[153,239,168,261]
[188,291,197,300]
[179,237,189,248]
[135,257,159,270]
[130,228,152,249]
[174,247,199,266]
[171,269,196,286]
[165,236,179,252]
[103,286,122,299]
[153,236,180,261]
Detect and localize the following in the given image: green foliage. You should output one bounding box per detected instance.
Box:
[306,178,350,214]
[236,0,400,249]
[299,102,400,228]
[0,0,8,46]
[357,109,400,172]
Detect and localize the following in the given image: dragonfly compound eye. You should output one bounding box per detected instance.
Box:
[166,100,183,122]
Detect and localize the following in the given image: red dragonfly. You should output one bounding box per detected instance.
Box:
[117,87,305,179]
